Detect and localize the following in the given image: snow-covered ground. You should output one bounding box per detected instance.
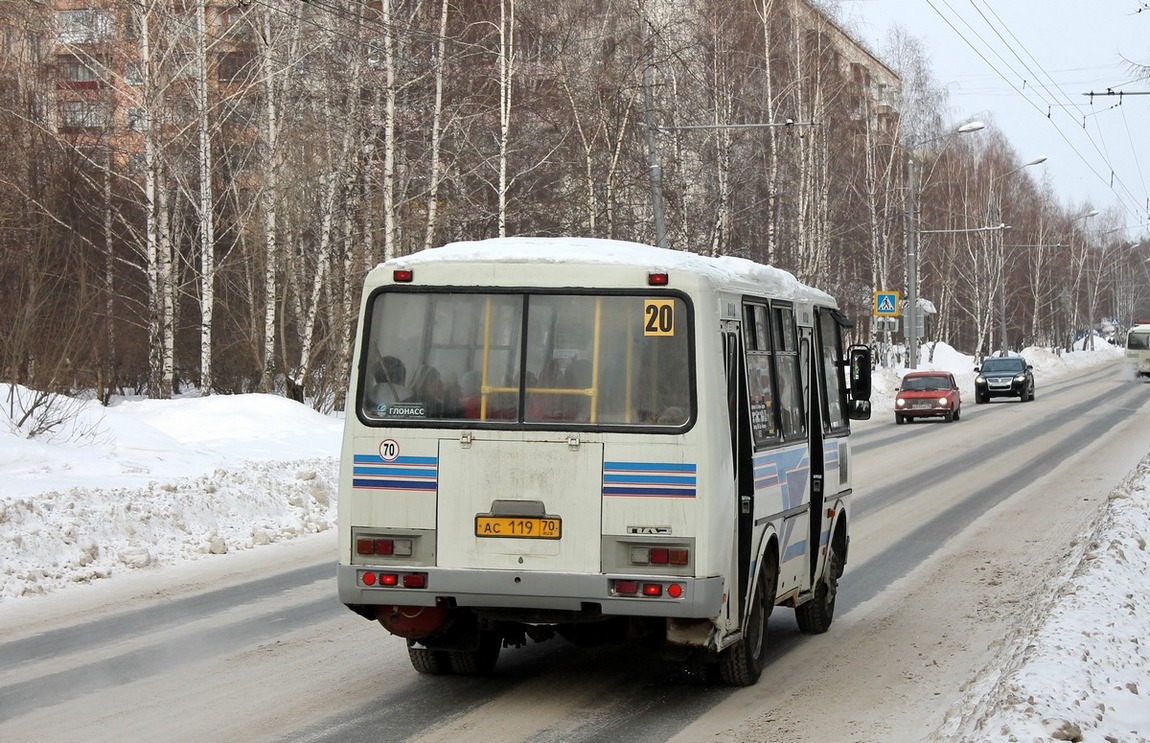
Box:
[1,340,1147,741]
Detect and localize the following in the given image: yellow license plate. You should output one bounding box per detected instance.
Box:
[475,516,561,539]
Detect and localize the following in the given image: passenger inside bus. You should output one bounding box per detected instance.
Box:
[406,364,447,417]
[367,354,410,412]
[528,358,571,421]
[459,370,482,418]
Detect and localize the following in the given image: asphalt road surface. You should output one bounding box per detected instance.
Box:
[2,361,1147,743]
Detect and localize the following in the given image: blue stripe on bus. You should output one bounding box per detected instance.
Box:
[352,454,438,493]
[353,478,438,491]
[604,461,697,473]
[782,539,807,562]
[353,466,437,478]
[353,454,438,466]
[598,478,694,489]
[602,461,697,498]
[603,487,697,498]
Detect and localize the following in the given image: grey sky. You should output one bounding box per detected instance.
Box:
[841,0,1150,235]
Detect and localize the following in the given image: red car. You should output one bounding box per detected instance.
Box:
[895,371,962,424]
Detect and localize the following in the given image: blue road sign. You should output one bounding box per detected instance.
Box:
[874,291,900,316]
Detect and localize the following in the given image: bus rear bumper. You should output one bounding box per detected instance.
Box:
[337,564,725,619]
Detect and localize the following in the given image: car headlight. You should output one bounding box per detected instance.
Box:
[975,375,985,383]
[938,397,949,406]
[1014,374,1028,382]
[895,398,906,408]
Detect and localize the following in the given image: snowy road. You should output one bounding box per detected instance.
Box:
[1,360,1147,742]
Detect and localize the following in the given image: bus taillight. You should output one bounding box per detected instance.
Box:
[356,537,413,556]
[630,546,689,566]
[612,580,639,595]
[359,571,427,589]
[610,579,683,599]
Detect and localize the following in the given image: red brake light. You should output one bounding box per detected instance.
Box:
[614,580,639,595]
[393,269,414,283]
[642,583,663,597]
[402,573,426,589]
[379,573,399,586]
[667,583,683,598]
[648,271,669,286]
[649,548,669,564]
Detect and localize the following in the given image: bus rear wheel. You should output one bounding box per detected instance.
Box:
[795,543,841,634]
[715,555,776,686]
[447,631,502,675]
[407,641,451,675]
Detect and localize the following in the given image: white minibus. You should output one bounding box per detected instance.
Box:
[337,237,872,685]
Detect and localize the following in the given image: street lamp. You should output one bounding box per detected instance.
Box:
[994,155,1048,355]
[1066,209,1099,350]
[905,120,984,369]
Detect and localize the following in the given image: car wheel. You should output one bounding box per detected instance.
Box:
[975,393,987,404]
[954,406,961,421]
[944,410,954,423]
[895,414,904,425]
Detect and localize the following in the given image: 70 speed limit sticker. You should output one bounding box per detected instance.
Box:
[378,439,400,461]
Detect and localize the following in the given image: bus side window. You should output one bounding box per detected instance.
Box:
[743,302,779,446]
[816,309,848,431]
[772,305,805,439]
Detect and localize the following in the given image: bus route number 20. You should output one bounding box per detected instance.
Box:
[644,299,676,337]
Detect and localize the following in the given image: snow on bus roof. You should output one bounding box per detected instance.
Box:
[387,237,832,303]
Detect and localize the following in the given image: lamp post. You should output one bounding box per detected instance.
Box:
[1085,224,1122,350]
[905,120,984,369]
[1066,209,1099,350]
[994,155,1047,356]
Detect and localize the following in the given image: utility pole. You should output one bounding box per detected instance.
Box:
[641,14,812,250]
[641,13,666,248]
[904,120,985,369]
[906,155,920,369]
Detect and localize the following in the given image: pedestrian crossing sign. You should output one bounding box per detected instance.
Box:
[873,291,900,316]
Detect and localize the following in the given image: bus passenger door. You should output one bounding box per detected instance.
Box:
[723,325,754,620]
[801,329,825,586]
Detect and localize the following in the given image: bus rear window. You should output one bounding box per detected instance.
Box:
[360,292,693,428]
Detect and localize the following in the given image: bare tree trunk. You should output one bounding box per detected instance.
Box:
[498,0,516,237]
[196,0,215,395]
[422,0,451,251]
[101,148,116,403]
[159,152,175,398]
[756,0,779,264]
[381,0,398,260]
[258,6,281,393]
[138,4,162,398]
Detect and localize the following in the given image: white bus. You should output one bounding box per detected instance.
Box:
[337,237,872,686]
[1127,323,1150,378]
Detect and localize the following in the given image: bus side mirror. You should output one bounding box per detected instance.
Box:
[847,399,871,420]
[847,345,872,400]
